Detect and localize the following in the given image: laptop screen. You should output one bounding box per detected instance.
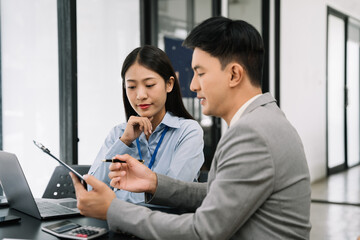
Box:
[0,151,42,218]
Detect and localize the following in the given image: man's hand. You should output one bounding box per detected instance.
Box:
[70,172,116,220]
[108,154,158,194]
[120,116,153,145]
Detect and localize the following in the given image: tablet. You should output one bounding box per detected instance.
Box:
[33,140,85,182]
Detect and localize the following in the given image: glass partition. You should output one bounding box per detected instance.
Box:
[157,0,215,169]
[346,19,360,167]
[228,0,262,33]
[327,14,346,169]
[77,0,140,165]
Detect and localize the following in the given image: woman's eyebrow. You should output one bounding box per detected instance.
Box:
[126,77,157,82]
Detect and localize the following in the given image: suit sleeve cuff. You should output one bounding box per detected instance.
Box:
[145,174,179,206]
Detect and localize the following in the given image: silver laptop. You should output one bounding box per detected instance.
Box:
[0,195,8,206]
[0,182,8,206]
[0,151,80,219]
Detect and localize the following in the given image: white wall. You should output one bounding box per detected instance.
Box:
[280,0,360,182]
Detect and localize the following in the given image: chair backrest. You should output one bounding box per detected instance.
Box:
[42,165,90,199]
[198,170,208,183]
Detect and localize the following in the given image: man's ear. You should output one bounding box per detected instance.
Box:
[229,63,244,88]
[167,76,175,93]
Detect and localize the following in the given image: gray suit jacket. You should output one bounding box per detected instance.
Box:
[107,93,311,239]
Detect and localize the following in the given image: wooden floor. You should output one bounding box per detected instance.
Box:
[310,165,360,240]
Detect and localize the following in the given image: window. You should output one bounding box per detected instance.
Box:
[327,12,346,170]
[77,0,140,165]
[157,0,216,169]
[1,0,59,197]
[346,18,360,167]
[326,8,360,174]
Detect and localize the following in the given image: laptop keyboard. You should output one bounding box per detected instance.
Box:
[37,201,76,216]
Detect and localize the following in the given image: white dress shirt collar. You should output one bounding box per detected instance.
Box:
[229,94,262,127]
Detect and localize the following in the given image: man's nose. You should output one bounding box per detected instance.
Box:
[190,75,199,93]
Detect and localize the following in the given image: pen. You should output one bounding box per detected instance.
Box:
[102,159,144,164]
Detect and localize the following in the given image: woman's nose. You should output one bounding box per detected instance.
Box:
[136,86,147,100]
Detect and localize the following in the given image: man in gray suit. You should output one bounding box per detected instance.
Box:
[71,16,311,239]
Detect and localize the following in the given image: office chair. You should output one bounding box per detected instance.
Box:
[198,170,208,182]
[42,165,90,199]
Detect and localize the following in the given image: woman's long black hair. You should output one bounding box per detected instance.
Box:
[121,45,194,121]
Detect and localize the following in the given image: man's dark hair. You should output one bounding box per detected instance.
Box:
[183,16,264,87]
[121,45,194,121]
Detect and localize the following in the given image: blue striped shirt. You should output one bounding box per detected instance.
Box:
[88,112,204,203]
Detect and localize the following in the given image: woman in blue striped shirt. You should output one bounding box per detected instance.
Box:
[88,46,204,203]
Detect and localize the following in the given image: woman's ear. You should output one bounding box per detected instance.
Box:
[167,76,175,93]
[229,63,244,88]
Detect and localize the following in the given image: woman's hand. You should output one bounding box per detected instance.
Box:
[108,154,158,194]
[120,116,153,145]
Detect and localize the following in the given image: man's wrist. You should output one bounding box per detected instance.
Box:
[149,172,158,195]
